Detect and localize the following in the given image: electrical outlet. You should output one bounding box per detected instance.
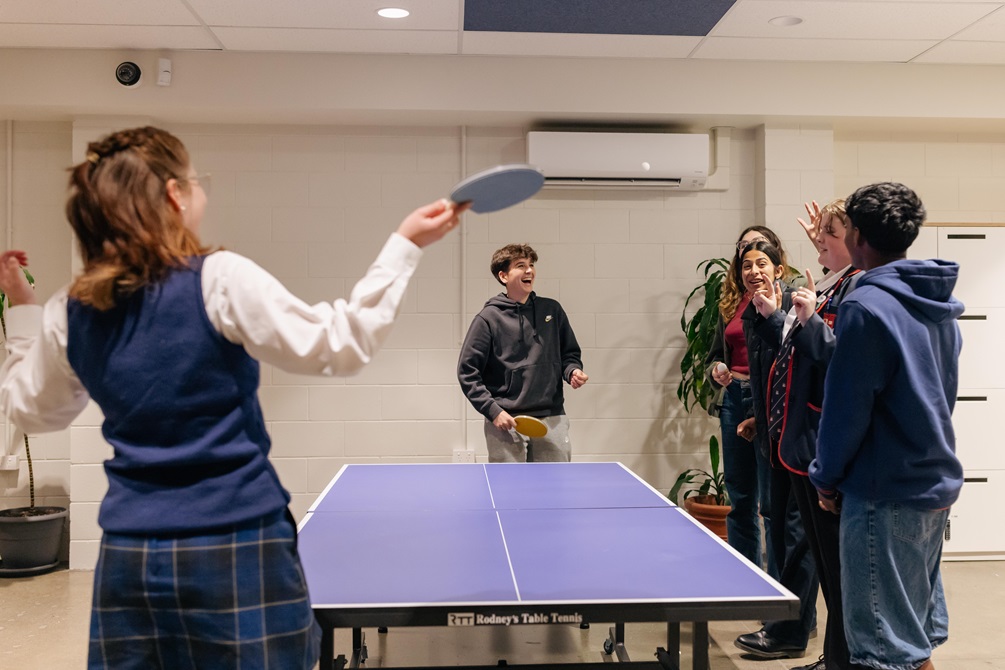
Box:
[452,449,476,464]
[0,455,18,471]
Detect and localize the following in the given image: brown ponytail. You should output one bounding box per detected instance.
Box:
[66,126,209,310]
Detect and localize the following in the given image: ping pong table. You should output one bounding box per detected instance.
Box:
[298,462,798,670]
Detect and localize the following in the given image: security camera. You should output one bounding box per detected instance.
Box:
[115,61,142,87]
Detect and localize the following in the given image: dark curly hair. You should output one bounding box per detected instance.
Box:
[845,182,925,255]
[719,225,794,320]
[740,239,784,270]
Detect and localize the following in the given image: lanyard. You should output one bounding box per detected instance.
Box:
[815,269,861,329]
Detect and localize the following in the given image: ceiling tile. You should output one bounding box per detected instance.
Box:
[189,0,460,30]
[951,5,1005,41]
[462,32,701,58]
[0,0,200,25]
[694,35,938,62]
[0,24,218,50]
[212,27,458,54]
[463,0,735,36]
[913,39,1005,63]
[712,1,998,40]
[0,0,1004,67]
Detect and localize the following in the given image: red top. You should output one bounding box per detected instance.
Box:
[724,295,750,375]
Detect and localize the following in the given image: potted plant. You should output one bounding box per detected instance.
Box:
[668,435,728,540]
[0,268,68,576]
[671,257,731,540]
[677,257,729,413]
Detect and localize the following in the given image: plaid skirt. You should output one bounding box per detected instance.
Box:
[88,509,321,670]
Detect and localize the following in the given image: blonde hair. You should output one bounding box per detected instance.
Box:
[822,198,846,216]
[66,127,209,310]
[820,199,850,236]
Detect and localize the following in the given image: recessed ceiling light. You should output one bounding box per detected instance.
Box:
[377,8,409,19]
[769,15,803,27]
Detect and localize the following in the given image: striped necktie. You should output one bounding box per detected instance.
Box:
[766,331,797,448]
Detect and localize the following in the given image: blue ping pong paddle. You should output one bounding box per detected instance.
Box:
[449,164,545,214]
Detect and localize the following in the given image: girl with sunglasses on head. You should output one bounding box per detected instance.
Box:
[731,239,823,665]
[705,225,797,578]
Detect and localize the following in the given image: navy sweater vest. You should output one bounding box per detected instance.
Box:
[66,258,289,534]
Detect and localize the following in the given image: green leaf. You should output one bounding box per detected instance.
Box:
[677,256,728,412]
[671,256,734,505]
[709,435,720,474]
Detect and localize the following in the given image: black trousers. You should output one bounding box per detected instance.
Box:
[791,471,850,670]
[762,466,818,647]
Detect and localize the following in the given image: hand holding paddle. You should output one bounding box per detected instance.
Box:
[495,410,549,438]
[793,270,818,325]
[513,415,548,438]
[396,163,544,247]
[448,164,545,214]
[493,410,517,432]
[397,199,469,248]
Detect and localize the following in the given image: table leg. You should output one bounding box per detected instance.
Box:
[349,628,367,667]
[604,622,629,661]
[656,646,682,670]
[320,625,334,670]
[692,622,709,670]
[666,621,680,660]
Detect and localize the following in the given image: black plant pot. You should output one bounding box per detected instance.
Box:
[0,506,67,576]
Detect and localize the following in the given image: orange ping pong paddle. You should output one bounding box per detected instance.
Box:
[513,415,548,438]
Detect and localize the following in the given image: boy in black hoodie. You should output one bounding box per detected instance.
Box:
[457,243,587,462]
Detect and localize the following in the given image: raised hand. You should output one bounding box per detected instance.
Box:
[396,199,471,248]
[797,200,825,252]
[793,269,818,325]
[0,250,35,306]
[752,279,782,318]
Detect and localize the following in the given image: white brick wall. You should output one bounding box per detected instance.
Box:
[0,122,840,570]
[835,130,1005,224]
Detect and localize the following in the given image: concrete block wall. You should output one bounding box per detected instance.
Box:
[16,122,1005,568]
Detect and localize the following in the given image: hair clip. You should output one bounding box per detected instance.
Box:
[86,151,100,164]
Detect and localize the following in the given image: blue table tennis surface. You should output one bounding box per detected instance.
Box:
[298,462,796,621]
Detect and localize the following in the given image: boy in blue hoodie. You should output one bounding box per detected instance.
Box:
[457,243,587,462]
[809,182,964,670]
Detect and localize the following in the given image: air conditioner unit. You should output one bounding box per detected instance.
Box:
[527,131,709,190]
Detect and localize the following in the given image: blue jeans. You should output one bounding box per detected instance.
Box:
[718,379,776,578]
[840,495,949,670]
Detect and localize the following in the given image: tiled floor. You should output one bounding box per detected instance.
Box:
[1,561,1002,669]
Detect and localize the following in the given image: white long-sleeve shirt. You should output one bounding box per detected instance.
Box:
[0,233,422,435]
